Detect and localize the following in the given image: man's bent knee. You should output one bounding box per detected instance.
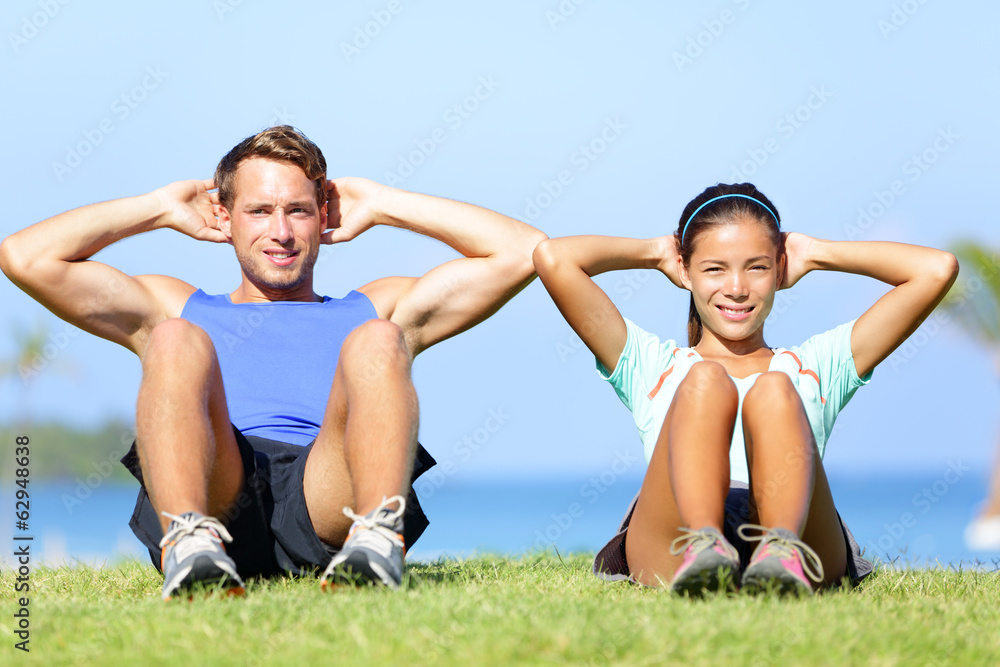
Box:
[143,318,217,369]
[339,319,410,382]
[343,319,407,352]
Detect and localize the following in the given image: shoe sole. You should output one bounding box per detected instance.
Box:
[320,551,400,591]
[162,556,246,601]
[670,560,740,597]
[165,585,246,602]
[741,562,813,596]
[671,568,739,596]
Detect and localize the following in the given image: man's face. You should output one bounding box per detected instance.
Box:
[220,158,327,298]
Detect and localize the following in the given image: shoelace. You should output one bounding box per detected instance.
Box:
[158,512,234,550]
[669,526,738,560]
[342,495,407,546]
[736,524,824,583]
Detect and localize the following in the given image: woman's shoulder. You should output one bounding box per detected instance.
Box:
[771,319,862,385]
[621,317,684,357]
[783,319,858,356]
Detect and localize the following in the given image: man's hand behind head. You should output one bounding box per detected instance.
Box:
[155,179,230,244]
[322,177,387,245]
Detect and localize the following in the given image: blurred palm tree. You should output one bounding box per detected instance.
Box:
[942,241,1000,547]
[0,318,82,428]
[941,241,1000,372]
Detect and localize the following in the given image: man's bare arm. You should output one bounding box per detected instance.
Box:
[332,178,547,356]
[0,179,224,356]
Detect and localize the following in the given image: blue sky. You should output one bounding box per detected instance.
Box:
[2,0,999,482]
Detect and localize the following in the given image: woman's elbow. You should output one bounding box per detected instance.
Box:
[531,237,561,276]
[935,250,960,290]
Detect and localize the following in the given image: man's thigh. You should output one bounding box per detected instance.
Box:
[301,366,356,546]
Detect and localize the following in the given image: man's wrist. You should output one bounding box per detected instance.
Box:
[144,190,175,232]
[369,183,397,227]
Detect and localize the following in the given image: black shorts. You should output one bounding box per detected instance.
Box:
[121,426,436,578]
[593,480,873,586]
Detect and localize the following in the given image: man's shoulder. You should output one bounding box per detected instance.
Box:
[134,274,198,319]
[356,275,418,320]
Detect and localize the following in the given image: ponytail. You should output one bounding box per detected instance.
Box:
[687,295,703,346]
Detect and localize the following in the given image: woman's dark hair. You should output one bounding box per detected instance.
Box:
[675,183,783,346]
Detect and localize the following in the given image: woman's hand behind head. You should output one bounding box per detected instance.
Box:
[654,235,686,289]
[779,231,817,290]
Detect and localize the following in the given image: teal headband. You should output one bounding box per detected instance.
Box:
[681,194,780,244]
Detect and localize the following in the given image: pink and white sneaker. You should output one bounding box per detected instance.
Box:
[737,525,824,595]
[668,526,741,596]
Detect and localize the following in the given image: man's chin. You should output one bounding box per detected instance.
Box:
[241,265,309,293]
[235,250,319,295]
[258,275,308,292]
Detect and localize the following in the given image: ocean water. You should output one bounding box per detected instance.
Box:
[1,469,998,569]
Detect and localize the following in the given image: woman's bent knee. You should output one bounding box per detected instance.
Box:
[744,371,799,412]
[679,361,737,403]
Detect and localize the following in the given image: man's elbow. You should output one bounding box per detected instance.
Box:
[0,234,28,283]
[504,229,548,282]
[527,228,549,246]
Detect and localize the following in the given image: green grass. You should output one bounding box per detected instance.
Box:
[2,554,999,666]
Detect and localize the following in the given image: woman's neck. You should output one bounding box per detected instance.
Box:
[693,328,770,359]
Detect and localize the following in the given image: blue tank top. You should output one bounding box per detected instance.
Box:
[180,289,377,446]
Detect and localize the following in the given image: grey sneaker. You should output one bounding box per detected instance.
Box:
[737,524,824,595]
[320,495,406,590]
[159,511,245,601]
[668,526,741,596]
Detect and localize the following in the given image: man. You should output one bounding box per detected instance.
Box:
[0,126,546,599]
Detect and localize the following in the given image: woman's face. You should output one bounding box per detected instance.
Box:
[680,219,782,346]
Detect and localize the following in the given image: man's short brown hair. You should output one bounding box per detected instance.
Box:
[215,126,327,211]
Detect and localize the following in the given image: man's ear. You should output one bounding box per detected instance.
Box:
[320,201,328,233]
[218,206,234,244]
[677,255,692,291]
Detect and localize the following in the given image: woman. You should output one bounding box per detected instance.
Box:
[532,183,958,595]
